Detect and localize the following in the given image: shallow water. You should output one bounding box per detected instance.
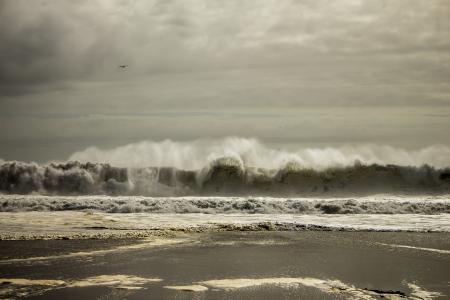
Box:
[0,231,449,299]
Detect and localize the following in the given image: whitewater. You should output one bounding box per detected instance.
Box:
[1,138,449,236]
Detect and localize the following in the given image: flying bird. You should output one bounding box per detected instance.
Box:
[118,65,128,69]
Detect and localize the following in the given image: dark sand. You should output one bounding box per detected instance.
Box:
[0,231,449,299]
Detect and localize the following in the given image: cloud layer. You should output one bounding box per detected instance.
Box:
[0,0,449,161]
[1,0,449,87]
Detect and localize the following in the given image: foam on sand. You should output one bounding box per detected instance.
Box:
[0,276,443,299]
[67,275,161,289]
[407,283,444,299]
[164,285,209,292]
[0,279,65,286]
[198,277,374,298]
[163,277,443,299]
[0,275,162,298]
[0,237,191,264]
[377,243,450,255]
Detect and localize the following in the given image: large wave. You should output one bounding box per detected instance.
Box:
[68,137,450,170]
[1,138,450,196]
[0,160,449,197]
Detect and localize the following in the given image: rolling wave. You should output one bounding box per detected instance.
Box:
[68,137,450,170]
[0,159,449,197]
[1,138,450,197]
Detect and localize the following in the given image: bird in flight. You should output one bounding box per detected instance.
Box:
[118,65,128,69]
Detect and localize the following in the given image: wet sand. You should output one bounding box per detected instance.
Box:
[0,231,449,299]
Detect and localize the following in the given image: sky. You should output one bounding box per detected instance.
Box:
[0,0,449,163]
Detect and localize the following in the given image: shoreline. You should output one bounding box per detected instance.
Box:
[1,210,449,240]
[1,224,449,241]
[0,231,449,299]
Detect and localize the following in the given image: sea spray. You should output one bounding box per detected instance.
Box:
[0,160,449,196]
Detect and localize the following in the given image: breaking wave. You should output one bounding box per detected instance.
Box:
[1,195,449,214]
[0,160,449,197]
[68,137,450,170]
[0,138,449,197]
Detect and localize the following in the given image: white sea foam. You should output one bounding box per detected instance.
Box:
[377,243,450,254]
[165,277,443,299]
[407,283,444,299]
[69,137,450,169]
[164,285,209,292]
[0,211,449,241]
[67,275,161,289]
[1,195,449,214]
[0,275,161,298]
[2,151,449,196]
[1,276,442,300]
[0,237,190,263]
[0,279,65,286]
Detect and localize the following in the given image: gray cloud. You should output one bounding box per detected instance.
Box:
[0,0,449,162]
[2,0,449,88]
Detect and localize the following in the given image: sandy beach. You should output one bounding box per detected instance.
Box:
[1,231,449,299]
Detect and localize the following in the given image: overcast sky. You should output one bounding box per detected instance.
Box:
[0,0,449,162]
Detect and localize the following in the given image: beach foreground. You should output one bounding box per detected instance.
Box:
[1,231,449,299]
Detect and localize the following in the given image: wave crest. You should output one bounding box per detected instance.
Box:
[68,137,450,169]
[0,159,449,196]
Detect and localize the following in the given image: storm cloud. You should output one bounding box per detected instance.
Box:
[0,0,449,162]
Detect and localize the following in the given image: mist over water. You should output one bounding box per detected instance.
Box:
[1,138,449,197]
[0,138,450,235]
[68,137,450,170]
